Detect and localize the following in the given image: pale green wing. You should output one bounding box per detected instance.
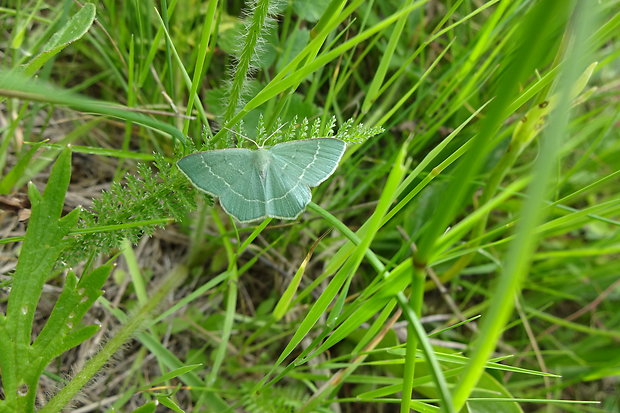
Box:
[264,156,311,219]
[268,138,346,187]
[177,149,267,222]
[178,138,346,222]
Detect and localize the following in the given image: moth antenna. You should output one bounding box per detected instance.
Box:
[223,127,260,148]
[261,122,288,147]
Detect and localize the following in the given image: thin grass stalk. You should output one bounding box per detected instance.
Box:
[361,0,415,115]
[153,8,209,129]
[183,0,218,137]
[206,209,239,386]
[159,0,175,98]
[400,265,426,413]
[137,0,177,86]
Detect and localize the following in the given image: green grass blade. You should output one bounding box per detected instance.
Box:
[361,0,416,115]
[22,3,96,76]
[451,2,595,409]
[0,70,187,144]
[183,0,218,136]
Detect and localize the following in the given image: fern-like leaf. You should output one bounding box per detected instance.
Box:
[63,154,199,266]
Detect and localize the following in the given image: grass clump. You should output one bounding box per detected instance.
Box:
[0,1,618,412]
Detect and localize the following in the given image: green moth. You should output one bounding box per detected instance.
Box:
[178,138,346,223]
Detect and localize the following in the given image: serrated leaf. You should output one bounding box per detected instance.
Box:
[42,148,73,219]
[56,325,100,357]
[33,272,80,353]
[23,3,96,76]
[27,181,42,207]
[1,148,77,411]
[6,148,73,340]
[32,265,111,364]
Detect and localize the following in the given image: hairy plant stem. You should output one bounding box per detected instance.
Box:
[222,0,272,141]
[39,265,188,413]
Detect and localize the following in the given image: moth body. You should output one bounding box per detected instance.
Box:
[254,149,271,181]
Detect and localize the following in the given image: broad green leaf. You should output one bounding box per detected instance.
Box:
[34,265,112,361]
[23,3,96,76]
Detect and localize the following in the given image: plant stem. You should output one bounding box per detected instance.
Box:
[222,0,271,131]
[39,266,188,413]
